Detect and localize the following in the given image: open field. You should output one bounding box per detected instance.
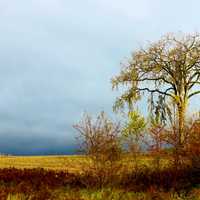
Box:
[0,155,87,173]
[0,155,168,173]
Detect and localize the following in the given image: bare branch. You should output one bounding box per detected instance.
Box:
[137,87,174,99]
[188,90,200,99]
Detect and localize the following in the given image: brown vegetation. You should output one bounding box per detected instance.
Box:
[73,112,123,188]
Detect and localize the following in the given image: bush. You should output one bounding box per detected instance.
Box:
[185,119,200,170]
[74,111,123,187]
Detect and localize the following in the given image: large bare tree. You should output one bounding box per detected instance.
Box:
[112,33,200,148]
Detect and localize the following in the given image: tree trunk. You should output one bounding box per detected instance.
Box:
[177,104,185,145]
[177,102,186,147]
[172,102,186,168]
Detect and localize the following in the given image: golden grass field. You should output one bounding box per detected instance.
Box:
[0,154,169,173]
[0,155,87,173]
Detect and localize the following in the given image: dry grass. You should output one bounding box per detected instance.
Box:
[0,155,198,199]
[0,155,87,173]
[0,154,172,176]
[0,154,171,172]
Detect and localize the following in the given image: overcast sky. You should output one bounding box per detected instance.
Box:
[0,0,200,155]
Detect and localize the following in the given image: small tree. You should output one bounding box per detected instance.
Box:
[122,111,146,153]
[122,110,146,172]
[73,111,122,187]
[112,33,200,156]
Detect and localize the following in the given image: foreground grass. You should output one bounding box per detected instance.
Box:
[0,165,198,199]
[6,187,200,200]
[0,155,198,199]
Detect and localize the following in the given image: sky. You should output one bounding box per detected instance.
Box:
[0,0,200,155]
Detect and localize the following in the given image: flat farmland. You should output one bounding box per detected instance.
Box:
[0,155,87,173]
[0,155,170,173]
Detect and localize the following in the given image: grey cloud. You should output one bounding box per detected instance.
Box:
[0,0,199,154]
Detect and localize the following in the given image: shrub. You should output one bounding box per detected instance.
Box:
[185,119,200,170]
[73,111,123,187]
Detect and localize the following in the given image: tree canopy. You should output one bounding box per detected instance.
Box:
[112,33,200,146]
